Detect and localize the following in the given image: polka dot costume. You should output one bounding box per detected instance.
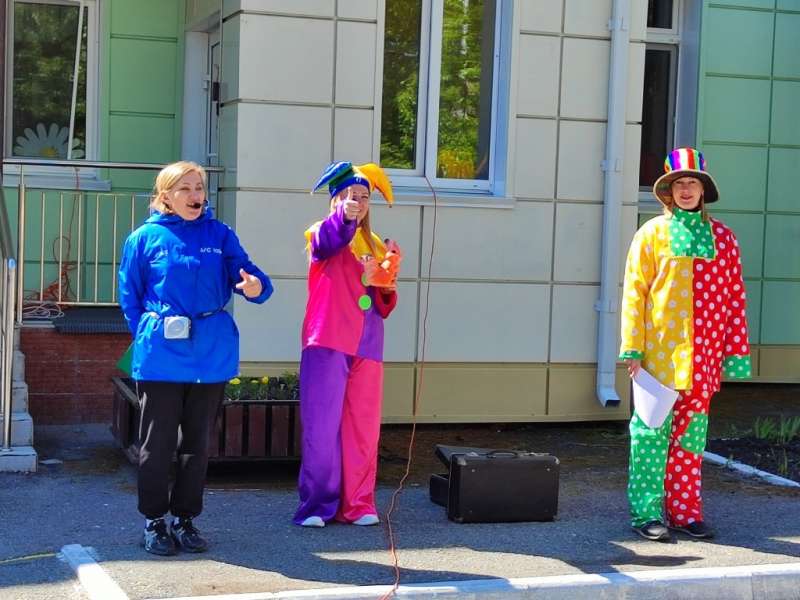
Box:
[621,208,751,527]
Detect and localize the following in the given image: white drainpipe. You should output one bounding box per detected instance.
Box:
[595,0,630,407]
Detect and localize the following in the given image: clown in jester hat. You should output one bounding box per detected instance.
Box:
[293,162,402,528]
[620,148,751,542]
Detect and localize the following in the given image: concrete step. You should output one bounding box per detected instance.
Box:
[13,350,24,381]
[12,381,28,412]
[0,445,37,472]
[0,412,33,446]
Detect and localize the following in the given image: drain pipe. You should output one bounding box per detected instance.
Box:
[595,0,630,407]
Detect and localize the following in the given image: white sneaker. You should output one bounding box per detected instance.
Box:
[353,514,379,526]
[300,516,325,528]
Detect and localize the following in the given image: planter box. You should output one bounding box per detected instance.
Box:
[111,377,301,463]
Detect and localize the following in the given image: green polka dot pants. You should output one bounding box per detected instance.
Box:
[628,387,712,527]
[628,411,672,527]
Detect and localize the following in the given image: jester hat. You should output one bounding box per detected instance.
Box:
[653,147,720,206]
[312,161,394,205]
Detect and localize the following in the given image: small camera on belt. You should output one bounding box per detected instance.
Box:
[164,316,191,339]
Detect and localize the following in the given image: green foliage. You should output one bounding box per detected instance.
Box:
[752,416,777,441]
[380,0,495,179]
[751,416,800,445]
[12,2,88,156]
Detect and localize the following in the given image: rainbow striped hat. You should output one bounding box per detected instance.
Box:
[653,147,719,206]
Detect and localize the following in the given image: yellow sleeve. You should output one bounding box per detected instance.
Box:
[619,226,656,359]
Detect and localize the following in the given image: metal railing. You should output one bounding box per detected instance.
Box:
[4,158,223,324]
[0,188,17,450]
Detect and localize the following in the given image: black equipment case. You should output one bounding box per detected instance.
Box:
[430,445,559,523]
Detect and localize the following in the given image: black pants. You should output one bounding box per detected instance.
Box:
[136,381,225,519]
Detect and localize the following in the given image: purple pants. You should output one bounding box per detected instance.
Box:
[293,346,383,524]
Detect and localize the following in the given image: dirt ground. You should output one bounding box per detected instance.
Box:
[203,382,800,492]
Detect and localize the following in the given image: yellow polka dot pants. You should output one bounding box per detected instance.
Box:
[628,386,711,527]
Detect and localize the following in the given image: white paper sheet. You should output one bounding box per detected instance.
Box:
[632,368,680,428]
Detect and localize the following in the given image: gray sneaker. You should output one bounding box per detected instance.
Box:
[171,517,208,553]
[142,518,177,556]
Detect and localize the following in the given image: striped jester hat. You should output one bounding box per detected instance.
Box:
[312,161,394,205]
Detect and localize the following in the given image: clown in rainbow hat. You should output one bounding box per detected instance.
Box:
[620,148,751,542]
[293,161,401,528]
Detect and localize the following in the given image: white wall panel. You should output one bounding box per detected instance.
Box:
[418,282,551,361]
[519,0,563,33]
[219,104,238,189]
[514,118,557,198]
[420,202,553,281]
[564,0,612,37]
[557,120,605,200]
[236,103,331,190]
[550,284,600,362]
[236,278,305,362]
[234,191,329,277]
[517,35,561,117]
[336,21,378,106]
[221,16,240,102]
[238,15,334,103]
[623,123,643,202]
[333,108,374,164]
[553,203,602,283]
[627,43,646,123]
[383,281,418,362]
[338,0,378,20]
[560,38,610,120]
[224,0,334,17]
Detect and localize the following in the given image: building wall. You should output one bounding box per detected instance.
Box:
[696,0,800,381]
[219,0,652,422]
[101,0,186,190]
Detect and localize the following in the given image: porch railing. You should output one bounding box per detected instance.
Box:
[0,188,17,449]
[3,158,223,324]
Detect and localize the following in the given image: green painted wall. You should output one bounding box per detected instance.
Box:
[697,1,800,371]
[101,0,185,189]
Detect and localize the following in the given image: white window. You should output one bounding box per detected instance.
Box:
[5,0,99,164]
[639,0,700,197]
[379,0,507,194]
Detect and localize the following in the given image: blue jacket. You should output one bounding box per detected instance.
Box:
[118,208,273,383]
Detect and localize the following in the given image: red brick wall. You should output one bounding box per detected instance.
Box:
[21,329,131,424]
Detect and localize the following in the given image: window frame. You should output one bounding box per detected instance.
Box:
[638,0,693,210]
[379,0,505,195]
[4,0,102,186]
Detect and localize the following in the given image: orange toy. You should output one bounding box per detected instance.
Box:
[364,240,402,289]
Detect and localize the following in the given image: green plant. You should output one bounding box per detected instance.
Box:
[753,417,777,441]
[776,416,800,445]
[777,449,790,477]
[750,416,800,445]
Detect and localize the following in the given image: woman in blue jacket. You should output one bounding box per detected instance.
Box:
[118,161,273,556]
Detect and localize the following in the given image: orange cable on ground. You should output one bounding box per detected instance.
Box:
[379,177,438,600]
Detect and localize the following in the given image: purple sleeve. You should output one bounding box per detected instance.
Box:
[310,201,357,262]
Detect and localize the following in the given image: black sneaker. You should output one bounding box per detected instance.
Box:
[632,520,672,542]
[171,517,208,553]
[142,518,177,556]
[670,521,714,539]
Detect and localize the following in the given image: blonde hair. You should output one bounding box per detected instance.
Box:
[329,187,378,258]
[150,161,208,213]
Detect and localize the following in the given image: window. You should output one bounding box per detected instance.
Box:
[640,0,681,189]
[640,45,677,187]
[380,0,504,192]
[6,0,98,161]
